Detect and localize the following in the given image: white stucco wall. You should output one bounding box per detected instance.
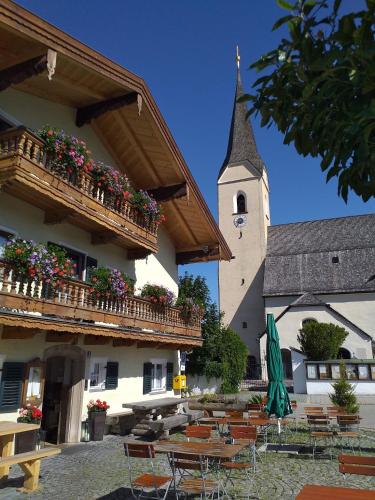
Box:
[0,328,179,422]
[264,298,373,360]
[291,350,307,394]
[306,380,375,395]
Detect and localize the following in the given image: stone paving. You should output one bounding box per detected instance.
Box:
[0,426,374,499]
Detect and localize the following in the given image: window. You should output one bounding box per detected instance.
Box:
[236,193,246,214]
[48,242,97,281]
[89,357,107,391]
[149,359,167,392]
[242,322,247,329]
[0,229,14,258]
[332,256,339,264]
[302,318,317,327]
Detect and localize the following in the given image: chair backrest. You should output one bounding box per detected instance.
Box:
[248,411,268,419]
[247,403,263,411]
[326,406,339,415]
[304,406,324,414]
[290,400,297,409]
[230,425,257,441]
[185,425,211,440]
[169,452,205,471]
[124,442,155,459]
[307,414,330,427]
[337,415,360,425]
[339,454,375,476]
[226,411,243,418]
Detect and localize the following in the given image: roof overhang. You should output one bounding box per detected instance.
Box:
[0,0,231,264]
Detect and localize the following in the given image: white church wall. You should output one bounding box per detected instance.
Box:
[306,380,375,395]
[265,299,373,359]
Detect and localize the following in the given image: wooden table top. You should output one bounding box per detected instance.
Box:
[200,417,278,426]
[0,421,39,436]
[123,397,187,411]
[296,484,375,499]
[154,440,247,459]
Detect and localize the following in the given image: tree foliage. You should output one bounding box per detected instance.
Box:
[180,274,248,393]
[297,321,348,360]
[245,0,375,202]
[330,362,359,413]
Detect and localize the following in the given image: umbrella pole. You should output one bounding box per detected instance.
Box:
[278,418,281,445]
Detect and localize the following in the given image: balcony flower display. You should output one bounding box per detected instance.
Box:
[140,283,175,307]
[39,126,90,178]
[3,239,75,283]
[17,405,43,424]
[88,267,134,301]
[37,126,165,228]
[176,297,204,325]
[16,405,43,452]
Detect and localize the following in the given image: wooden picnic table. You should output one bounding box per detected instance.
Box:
[0,422,40,478]
[296,484,375,499]
[200,416,285,426]
[154,440,247,460]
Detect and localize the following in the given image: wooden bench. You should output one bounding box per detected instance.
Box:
[0,447,60,492]
[148,414,189,435]
[339,453,375,477]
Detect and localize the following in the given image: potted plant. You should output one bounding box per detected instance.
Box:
[87,399,110,441]
[176,297,204,325]
[15,405,42,453]
[88,267,134,306]
[140,284,175,309]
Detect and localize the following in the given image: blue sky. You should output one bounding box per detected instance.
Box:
[17,0,374,304]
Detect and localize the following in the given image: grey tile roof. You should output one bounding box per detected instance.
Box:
[218,68,264,179]
[264,214,375,296]
[290,293,326,307]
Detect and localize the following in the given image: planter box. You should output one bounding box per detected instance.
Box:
[89,411,107,441]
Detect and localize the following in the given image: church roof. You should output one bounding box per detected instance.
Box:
[263,214,375,296]
[218,68,264,179]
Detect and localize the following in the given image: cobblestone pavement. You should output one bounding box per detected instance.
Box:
[0,427,375,499]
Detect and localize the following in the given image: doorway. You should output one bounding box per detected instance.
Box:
[42,345,85,444]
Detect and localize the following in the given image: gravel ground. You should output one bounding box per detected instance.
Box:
[0,424,375,499]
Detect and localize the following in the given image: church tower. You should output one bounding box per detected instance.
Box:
[218,50,270,369]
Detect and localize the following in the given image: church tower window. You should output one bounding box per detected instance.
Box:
[236,193,246,214]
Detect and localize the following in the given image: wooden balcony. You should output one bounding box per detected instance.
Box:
[0,262,202,348]
[0,127,158,254]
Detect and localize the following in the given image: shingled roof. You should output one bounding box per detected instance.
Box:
[263,214,375,296]
[218,68,264,179]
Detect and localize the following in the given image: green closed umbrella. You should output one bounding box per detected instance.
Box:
[264,313,293,420]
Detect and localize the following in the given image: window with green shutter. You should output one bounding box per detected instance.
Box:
[143,362,152,394]
[0,362,25,412]
[166,362,174,391]
[105,362,119,390]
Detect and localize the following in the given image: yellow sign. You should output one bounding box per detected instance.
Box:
[173,375,186,390]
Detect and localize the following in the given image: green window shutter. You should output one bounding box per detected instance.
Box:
[143,362,152,394]
[166,362,174,391]
[0,362,25,412]
[105,362,119,390]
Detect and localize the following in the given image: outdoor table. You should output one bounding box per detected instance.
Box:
[154,440,247,460]
[296,484,375,499]
[0,421,40,478]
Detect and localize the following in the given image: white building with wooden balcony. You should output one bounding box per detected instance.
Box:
[0,1,231,443]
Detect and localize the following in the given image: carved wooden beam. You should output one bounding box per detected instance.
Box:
[83,335,111,345]
[113,338,136,347]
[147,182,187,203]
[91,231,116,245]
[44,209,75,225]
[46,331,78,343]
[176,246,219,265]
[137,341,160,349]
[2,326,37,339]
[0,55,47,91]
[76,92,140,127]
[127,248,153,260]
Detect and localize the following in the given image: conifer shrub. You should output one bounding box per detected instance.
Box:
[330,362,359,414]
[297,322,348,360]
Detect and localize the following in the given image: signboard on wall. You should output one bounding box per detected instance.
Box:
[180,352,187,372]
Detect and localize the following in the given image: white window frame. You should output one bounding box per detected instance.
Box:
[150,358,167,393]
[89,357,107,392]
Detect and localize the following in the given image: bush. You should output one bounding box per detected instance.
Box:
[297,322,348,360]
[330,363,359,414]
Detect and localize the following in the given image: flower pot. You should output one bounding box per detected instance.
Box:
[15,428,38,454]
[88,411,107,441]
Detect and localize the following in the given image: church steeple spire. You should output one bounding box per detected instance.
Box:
[219,48,264,178]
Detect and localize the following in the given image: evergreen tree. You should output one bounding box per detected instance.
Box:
[330,362,359,414]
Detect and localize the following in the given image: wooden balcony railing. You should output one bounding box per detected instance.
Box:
[0,127,158,252]
[0,262,202,340]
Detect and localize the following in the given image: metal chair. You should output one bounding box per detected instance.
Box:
[229,425,258,467]
[336,415,361,453]
[168,451,218,499]
[307,414,334,460]
[124,442,172,500]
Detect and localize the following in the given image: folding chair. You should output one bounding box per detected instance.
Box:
[229,425,259,467]
[225,411,243,418]
[184,425,212,442]
[168,451,218,499]
[336,415,361,453]
[307,414,334,460]
[124,442,172,500]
